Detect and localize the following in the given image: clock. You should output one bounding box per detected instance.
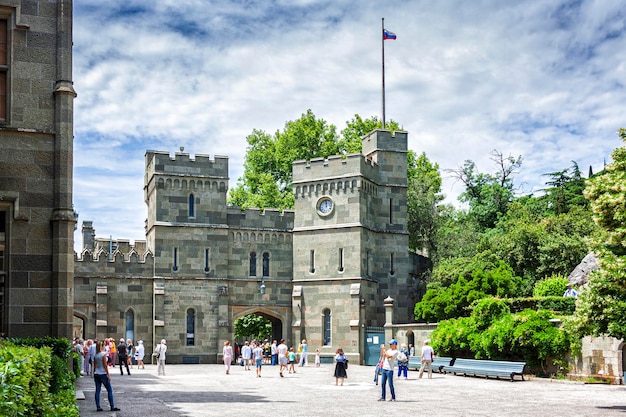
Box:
[318,197,334,216]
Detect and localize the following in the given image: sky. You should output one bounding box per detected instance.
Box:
[72,0,626,251]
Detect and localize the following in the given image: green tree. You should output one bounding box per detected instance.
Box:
[573,128,626,340]
[234,314,272,341]
[448,150,522,230]
[542,162,588,214]
[407,151,444,254]
[228,111,401,210]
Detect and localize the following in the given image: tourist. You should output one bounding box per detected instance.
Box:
[117,338,131,375]
[155,339,167,376]
[298,339,308,367]
[315,348,321,367]
[334,347,348,386]
[271,340,278,366]
[378,339,398,401]
[288,347,297,373]
[241,341,252,370]
[397,343,409,380]
[134,340,145,369]
[253,341,264,377]
[93,340,121,412]
[126,339,134,369]
[223,340,234,374]
[277,339,288,377]
[409,343,415,357]
[419,340,435,379]
[88,339,96,376]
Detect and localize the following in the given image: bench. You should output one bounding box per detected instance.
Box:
[407,356,453,373]
[443,358,526,381]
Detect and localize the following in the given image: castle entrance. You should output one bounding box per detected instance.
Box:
[233,311,284,359]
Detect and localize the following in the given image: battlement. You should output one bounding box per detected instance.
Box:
[293,153,379,184]
[362,129,408,156]
[145,150,229,180]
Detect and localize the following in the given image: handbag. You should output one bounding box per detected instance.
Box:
[344,358,349,369]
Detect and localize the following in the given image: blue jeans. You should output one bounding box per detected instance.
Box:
[380,369,395,400]
[271,353,277,365]
[94,373,115,410]
[397,363,408,378]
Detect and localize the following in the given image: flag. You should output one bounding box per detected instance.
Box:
[383,29,396,40]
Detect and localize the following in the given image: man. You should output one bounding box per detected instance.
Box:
[271,340,278,366]
[277,339,289,377]
[378,339,398,402]
[155,339,167,376]
[241,341,252,371]
[419,340,435,379]
[117,338,131,375]
[253,341,264,377]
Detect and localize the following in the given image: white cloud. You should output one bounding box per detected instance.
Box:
[72,0,626,250]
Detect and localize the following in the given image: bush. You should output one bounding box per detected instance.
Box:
[533,275,569,297]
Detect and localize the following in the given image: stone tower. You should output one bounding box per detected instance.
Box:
[291,129,409,359]
[0,0,76,338]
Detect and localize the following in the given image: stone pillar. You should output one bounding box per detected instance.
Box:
[384,296,395,343]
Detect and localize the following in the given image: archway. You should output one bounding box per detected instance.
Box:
[73,314,85,340]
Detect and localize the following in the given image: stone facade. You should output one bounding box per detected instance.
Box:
[74,130,425,363]
[0,0,76,338]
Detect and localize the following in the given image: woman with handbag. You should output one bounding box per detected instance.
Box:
[334,347,348,386]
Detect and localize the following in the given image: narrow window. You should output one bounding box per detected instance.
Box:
[366,250,370,277]
[125,310,135,344]
[389,198,393,223]
[323,309,331,346]
[186,308,195,346]
[262,252,270,277]
[310,250,315,273]
[0,20,7,122]
[204,248,210,273]
[249,252,256,277]
[338,248,344,273]
[173,247,179,272]
[188,194,195,218]
[390,253,395,275]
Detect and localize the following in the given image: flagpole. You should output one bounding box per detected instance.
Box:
[382,17,386,129]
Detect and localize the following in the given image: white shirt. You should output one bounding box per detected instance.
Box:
[383,347,398,370]
[421,344,434,361]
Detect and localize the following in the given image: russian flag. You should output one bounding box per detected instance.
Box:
[383,29,397,40]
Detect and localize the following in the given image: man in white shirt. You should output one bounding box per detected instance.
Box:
[378,339,399,401]
[419,340,435,379]
[277,339,289,377]
[241,341,252,370]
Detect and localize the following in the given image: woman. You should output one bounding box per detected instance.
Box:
[93,340,121,412]
[334,347,348,386]
[223,340,234,374]
[397,343,409,380]
[134,340,145,369]
[298,339,308,367]
[126,339,134,369]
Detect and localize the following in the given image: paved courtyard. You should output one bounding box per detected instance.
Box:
[76,362,626,416]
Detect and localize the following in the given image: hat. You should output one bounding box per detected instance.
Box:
[389,339,398,345]
[120,338,125,342]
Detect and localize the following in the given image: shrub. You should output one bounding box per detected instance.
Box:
[533,275,569,297]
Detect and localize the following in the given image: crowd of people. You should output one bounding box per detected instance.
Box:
[73,335,434,409]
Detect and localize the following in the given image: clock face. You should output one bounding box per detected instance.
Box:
[318,198,333,215]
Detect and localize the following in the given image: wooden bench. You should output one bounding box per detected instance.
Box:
[407,356,453,373]
[443,358,526,381]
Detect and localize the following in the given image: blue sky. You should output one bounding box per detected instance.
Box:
[72,0,626,251]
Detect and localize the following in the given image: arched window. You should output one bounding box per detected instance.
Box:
[188,194,195,218]
[125,310,134,343]
[262,252,270,277]
[186,308,195,346]
[249,252,256,277]
[323,309,331,346]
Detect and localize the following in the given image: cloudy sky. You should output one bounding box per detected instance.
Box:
[72,0,626,251]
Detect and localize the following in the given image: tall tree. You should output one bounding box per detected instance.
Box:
[228,111,401,210]
[573,129,626,340]
[407,151,444,255]
[448,150,522,230]
[542,161,588,214]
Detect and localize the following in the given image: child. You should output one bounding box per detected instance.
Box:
[315,348,321,367]
[288,347,297,373]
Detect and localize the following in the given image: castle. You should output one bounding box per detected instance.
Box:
[73,130,425,363]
